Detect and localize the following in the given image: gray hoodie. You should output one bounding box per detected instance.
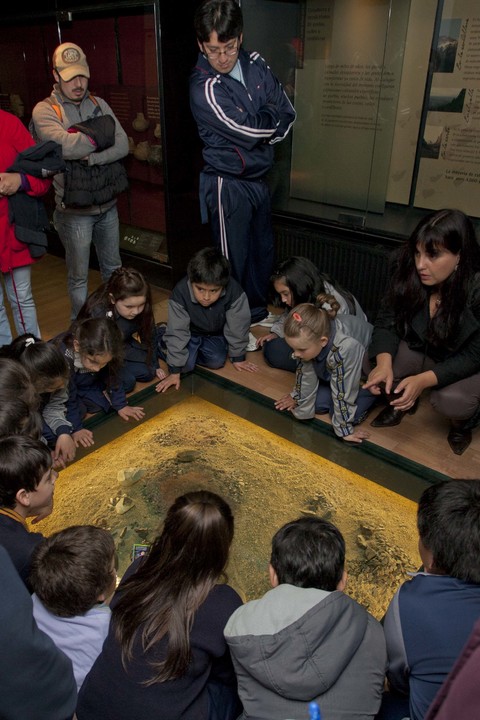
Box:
[224,584,386,720]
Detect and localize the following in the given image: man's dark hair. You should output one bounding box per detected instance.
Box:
[270,516,345,591]
[187,246,231,286]
[194,0,243,43]
[417,479,480,582]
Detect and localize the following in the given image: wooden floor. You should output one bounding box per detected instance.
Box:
[31,254,479,480]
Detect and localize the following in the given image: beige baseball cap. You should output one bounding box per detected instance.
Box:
[53,42,90,81]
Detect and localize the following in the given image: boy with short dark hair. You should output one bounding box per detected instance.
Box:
[0,435,56,590]
[30,524,117,691]
[156,246,258,393]
[224,516,387,720]
[383,479,480,720]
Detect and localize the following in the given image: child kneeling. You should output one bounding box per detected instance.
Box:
[275,296,376,443]
[156,247,258,393]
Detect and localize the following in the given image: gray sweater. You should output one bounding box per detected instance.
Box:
[224,584,386,720]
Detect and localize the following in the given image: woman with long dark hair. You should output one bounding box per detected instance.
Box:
[77,490,242,720]
[364,208,480,454]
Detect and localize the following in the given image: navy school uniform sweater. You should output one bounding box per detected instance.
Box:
[77,570,242,720]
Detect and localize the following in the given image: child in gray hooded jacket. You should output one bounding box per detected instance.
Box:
[224,517,387,720]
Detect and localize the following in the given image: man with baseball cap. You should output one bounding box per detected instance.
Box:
[53,42,90,82]
[31,42,128,318]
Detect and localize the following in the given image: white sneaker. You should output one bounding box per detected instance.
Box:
[250,312,277,328]
[246,332,259,352]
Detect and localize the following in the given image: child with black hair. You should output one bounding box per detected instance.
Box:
[77,267,166,392]
[0,435,56,590]
[30,525,117,692]
[382,479,480,720]
[55,317,145,447]
[259,256,366,372]
[224,516,386,720]
[0,334,75,466]
[156,247,258,393]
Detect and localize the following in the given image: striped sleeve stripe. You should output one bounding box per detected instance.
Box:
[204,76,276,139]
[331,347,352,435]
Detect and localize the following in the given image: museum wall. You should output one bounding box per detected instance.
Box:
[1,0,480,312]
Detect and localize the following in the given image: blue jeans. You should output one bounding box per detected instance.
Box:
[182,335,228,374]
[157,327,228,374]
[0,265,40,346]
[264,336,297,372]
[315,382,377,423]
[54,205,121,318]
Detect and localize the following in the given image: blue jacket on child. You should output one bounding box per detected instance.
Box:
[58,341,126,431]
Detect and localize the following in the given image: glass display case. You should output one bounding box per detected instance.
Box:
[0,4,168,268]
[1,0,479,280]
[243,0,480,239]
[39,369,443,612]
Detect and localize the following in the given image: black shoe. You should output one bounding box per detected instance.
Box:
[370,399,419,428]
[447,427,472,455]
[371,406,406,427]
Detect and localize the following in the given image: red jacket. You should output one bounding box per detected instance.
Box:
[0,109,51,273]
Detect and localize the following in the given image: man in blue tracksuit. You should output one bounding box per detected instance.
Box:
[190,0,296,326]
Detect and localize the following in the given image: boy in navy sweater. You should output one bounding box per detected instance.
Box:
[0,435,56,590]
[383,479,480,720]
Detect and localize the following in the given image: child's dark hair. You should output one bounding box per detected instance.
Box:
[0,334,69,393]
[271,256,357,313]
[112,490,234,683]
[63,317,124,377]
[0,435,52,508]
[0,358,42,439]
[187,247,231,287]
[284,294,340,341]
[270,516,345,591]
[78,268,154,358]
[30,525,116,617]
[417,479,480,582]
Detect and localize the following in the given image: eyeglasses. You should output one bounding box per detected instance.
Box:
[203,39,239,59]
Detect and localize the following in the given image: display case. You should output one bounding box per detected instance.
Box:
[0,3,177,285]
[2,0,479,307]
[244,0,480,238]
[37,369,442,612]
